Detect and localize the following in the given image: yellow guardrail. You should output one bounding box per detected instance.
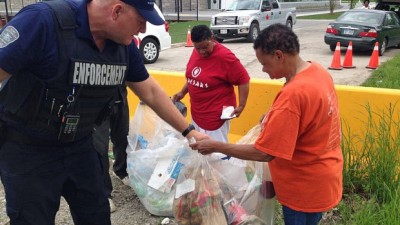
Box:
[127,70,400,143]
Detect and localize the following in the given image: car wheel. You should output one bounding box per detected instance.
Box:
[140,38,159,64]
[378,38,387,56]
[330,44,336,52]
[286,19,293,30]
[247,23,260,43]
[216,37,224,43]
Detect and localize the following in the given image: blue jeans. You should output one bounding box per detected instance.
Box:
[282,205,323,225]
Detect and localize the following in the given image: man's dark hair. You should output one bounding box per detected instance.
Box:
[191,25,212,43]
[253,24,299,55]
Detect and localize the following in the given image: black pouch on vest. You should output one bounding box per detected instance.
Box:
[0,74,45,123]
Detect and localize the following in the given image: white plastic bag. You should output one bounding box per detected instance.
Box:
[126,102,194,216]
[127,102,179,153]
[126,135,193,216]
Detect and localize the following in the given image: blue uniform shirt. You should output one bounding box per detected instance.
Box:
[0,0,149,83]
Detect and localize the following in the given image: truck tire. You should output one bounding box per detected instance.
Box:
[247,23,260,43]
[216,37,224,43]
[286,19,293,30]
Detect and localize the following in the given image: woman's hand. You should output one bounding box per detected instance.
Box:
[232,105,245,117]
[189,139,218,155]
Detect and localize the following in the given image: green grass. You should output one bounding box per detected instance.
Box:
[168,20,210,44]
[362,54,400,89]
[335,100,400,224]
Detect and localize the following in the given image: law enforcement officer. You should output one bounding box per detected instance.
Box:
[0,0,207,224]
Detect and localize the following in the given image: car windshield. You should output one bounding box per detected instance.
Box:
[226,0,261,10]
[337,11,384,26]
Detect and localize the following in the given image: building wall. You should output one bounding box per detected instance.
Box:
[157,0,210,12]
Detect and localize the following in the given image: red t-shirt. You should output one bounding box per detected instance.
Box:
[254,62,343,212]
[186,42,250,130]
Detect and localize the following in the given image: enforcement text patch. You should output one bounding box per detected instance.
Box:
[0,26,19,48]
[70,60,127,86]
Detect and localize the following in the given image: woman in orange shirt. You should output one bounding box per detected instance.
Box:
[190,24,343,225]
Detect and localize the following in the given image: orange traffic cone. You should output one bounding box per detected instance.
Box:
[342,41,355,68]
[328,42,342,70]
[185,28,193,47]
[366,42,379,69]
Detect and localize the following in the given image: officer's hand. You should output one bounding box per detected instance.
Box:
[186,130,210,145]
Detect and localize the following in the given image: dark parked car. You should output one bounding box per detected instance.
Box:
[324,9,400,56]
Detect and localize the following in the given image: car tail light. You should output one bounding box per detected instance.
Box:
[359,29,378,38]
[326,25,338,35]
[164,21,169,33]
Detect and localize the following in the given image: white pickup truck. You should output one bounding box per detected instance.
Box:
[210,0,296,42]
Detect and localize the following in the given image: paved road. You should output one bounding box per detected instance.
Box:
[146,19,400,86]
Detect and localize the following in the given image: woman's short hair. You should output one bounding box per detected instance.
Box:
[253,24,299,55]
[191,25,212,43]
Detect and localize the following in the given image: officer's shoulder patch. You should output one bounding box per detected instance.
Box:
[0,26,20,48]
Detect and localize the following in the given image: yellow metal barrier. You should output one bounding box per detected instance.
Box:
[127,70,400,143]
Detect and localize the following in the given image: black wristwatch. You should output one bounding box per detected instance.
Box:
[182,124,195,137]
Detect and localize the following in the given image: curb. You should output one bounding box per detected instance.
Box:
[171,43,186,48]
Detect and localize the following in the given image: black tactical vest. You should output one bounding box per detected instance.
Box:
[0,0,127,142]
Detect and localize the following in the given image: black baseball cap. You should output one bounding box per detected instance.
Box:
[122,0,165,25]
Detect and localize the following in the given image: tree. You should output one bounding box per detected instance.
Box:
[329,0,337,13]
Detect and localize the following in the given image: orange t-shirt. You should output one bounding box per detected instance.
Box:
[254,62,343,212]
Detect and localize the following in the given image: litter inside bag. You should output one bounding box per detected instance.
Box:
[173,153,228,225]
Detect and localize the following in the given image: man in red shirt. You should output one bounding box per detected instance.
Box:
[190,24,343,225]
[173,25,250,144]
